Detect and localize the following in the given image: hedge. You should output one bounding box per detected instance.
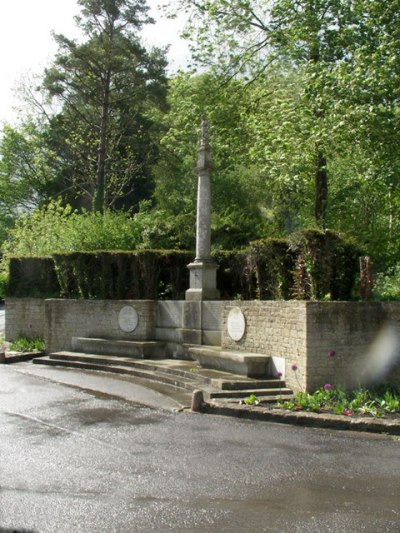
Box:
[8,257,60,298]
[6,230,361,300]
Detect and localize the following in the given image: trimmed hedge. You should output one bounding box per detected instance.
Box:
[52,250,192,300]
[8,257,60,298]
[6,230,361,301]
[288,230,361,300]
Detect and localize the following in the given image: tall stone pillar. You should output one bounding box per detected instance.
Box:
[186,116,219,301]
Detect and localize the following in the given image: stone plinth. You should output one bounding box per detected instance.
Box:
[185,260,219,301]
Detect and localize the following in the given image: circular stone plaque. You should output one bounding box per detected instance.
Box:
[227,307,246,341]
[118,306,139,333]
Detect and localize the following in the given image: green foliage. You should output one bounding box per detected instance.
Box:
[244,394,260,406]
[289,229,361,300]
[6,250,191,300]
[248,239,295,300]
[52,250,191,300]
[280,385,400,417]
[6,223,360,300]
[373,267,400,301]
[153,73,270,248]
[10,336,45,353]
[2,200,144,259]
[172,0,400,272]
[1,0,168,216]
[8,257,60,298]
[0,270,8,300]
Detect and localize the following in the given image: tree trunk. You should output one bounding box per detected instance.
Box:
[93,69,111,213]
[315,145,328,226]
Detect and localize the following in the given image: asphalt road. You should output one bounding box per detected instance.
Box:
[0,364,399,533]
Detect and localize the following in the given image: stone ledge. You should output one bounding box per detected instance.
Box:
[189,346,270,378]
[200,401,400,436]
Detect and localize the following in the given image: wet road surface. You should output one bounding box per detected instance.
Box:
[0,364,399,533]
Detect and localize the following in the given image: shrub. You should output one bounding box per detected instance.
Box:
[1,200,144,259]
[0,270,8,300]
[10,336,45,352]
[51,250,192,300]
[7,257,60,298]
[289,229,361,300]
[247,239,295,300]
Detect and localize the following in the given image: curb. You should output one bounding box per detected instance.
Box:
[201,401,400,436]
[1,351,45,364]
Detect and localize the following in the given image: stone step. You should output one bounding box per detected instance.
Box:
[189,346,271,378]
[33,352,293,402]
[34,356,201,392]
[208,395,293,404]
[208,388,292,399]
[48,352,212,385]
[210,378,284,390]
[71,337,166,359]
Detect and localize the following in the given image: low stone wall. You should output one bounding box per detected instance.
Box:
[221,301,400,392]
[44,299,156,354]
[5,298,46,341]
[306,302,400,391]
[5,297,400,391]
[6,298,222,359]
[156,301,221,348]
[221,301,308,392]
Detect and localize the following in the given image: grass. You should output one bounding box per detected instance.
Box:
[278,385,400,418]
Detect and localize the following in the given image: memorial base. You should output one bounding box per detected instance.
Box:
[185,261,220,301]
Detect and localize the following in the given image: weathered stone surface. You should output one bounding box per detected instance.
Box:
[7,297,400,391]
[5,297,46,341]
[186,116,219,301]
[189,346,271,378]
[44,299,156,354]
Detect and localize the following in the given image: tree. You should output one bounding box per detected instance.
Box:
[176,1,383,226]
[42,0,168,212]
[152,72,272,249]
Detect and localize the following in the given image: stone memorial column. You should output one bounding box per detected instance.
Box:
[186,116,219,301]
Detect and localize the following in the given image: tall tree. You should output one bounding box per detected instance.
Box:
[43,0,168,212]
[176,0,369,226]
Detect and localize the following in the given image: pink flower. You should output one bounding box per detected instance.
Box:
[328,350,336,358]
[276,371,283,378]
[342,409,353,416]
[323,383,332,391]
[291,363,298,371]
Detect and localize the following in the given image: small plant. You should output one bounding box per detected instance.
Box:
[244,394,260,405]
[279,385,399,418]
[10,336,45,353]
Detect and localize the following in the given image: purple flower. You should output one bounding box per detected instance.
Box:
[291,363,298,371]
[328,350,336,358]
[323,383,332,391]
[276,371,283,378]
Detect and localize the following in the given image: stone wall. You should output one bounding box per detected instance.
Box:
[155,301,221,358]
[5,298,46,341]
[44,299,156,354]
[5,297,400,391]
[306,302,400,391]
[221,301,400,391]
[221,301,308,391]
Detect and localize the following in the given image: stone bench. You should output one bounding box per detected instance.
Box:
[71,337,166,359]
[188,346,271,378]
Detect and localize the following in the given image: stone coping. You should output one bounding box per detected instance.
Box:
[200,400,400,436]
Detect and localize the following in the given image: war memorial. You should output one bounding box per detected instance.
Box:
[5,118,400,399]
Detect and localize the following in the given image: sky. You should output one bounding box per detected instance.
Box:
[0,0,189,125]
